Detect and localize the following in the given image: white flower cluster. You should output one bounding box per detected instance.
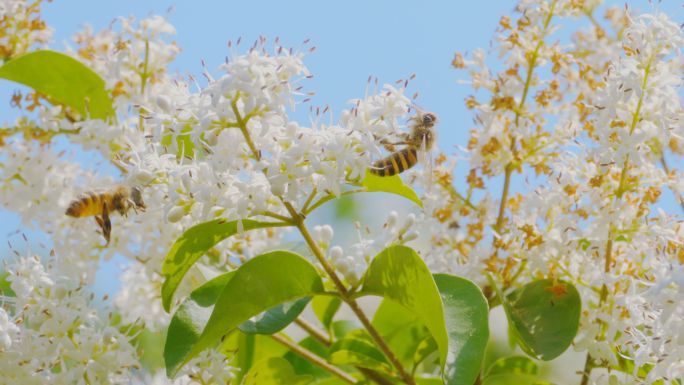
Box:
[2,0,416,365]
[1,0,682,383]
[0,256,138,384]
[414,3,684,383]
[0,0,52,59]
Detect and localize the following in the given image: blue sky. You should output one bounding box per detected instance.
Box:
[1,1,682,294]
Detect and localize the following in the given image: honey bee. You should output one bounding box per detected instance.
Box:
[370,111,437,176]
[65,185,146,244]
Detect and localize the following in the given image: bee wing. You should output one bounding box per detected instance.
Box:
[421,133,434,194]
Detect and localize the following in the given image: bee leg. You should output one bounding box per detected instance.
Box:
[94,216,109,245]
[128,199,138,215]
[97,202,112,245]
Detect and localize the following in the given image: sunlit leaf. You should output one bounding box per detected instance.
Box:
[372,298,431,367]
[167,250,324,376]
[412,335,438,369]
[362,170,423,208]
[243,357,313,385]
[329,335,393,375]
[0,271,15,297]
[161,219,290,311]
[0,50,114,119]
[312,296,342,334]
[356,246,447,372]
[164,272,234,377]
[485,356,538,377]
[482,374,554,385]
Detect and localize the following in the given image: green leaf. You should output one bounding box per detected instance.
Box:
[163,126,195,160]
[504,279,581,361]
[136,329,166,371]
[371,299,431,367]
[243,357,313,385]
[357,245,447,371]
[578,239,591,251]
[334,194,359,219]
[331,320,362,339]
[329,335,393,375]
[434,274,489,385]
[239,297,310,335]
[482,374,554,385]
[312,296,342,333]
[284,336,331,379]
[485,356,538,377]
[161,219,289,311]
[417,378,445,385]
[164,272,235,378]
[0,271,15,297]
[0,50,114,119]
[362,170,423,208]
[413,335,438,369]
[168,250,324,376]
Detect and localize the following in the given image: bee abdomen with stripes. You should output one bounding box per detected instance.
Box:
[65,191,105,217]
[370,147,419,176]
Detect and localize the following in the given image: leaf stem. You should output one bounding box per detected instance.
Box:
[270,333,357,384]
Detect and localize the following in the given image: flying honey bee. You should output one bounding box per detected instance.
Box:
[65,185,146,245]
[370,111,437,176]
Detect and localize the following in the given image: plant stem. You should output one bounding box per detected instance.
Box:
[582,51,654,385]
[138,39,150,133]
[270,333,357,384]
[579,351,593,385]
[494,165,513,237]
[231,95,261,161]
[287,204,417,385]
[493,0,556,245]
[233,96,416,385]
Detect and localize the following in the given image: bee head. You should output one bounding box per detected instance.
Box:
[131,187,146,211]
[421,112,437,127]
[409,112,437,150]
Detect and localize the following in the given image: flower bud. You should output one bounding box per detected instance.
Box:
[336,258,351,274]
[166,205,186,223]
[401,230,418,242]
[329,246,343,261]
[181,172,192,192]
[319,225,334,244]
[130,169,155,185]
[386,211,398,229]
[405,213,416,228]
